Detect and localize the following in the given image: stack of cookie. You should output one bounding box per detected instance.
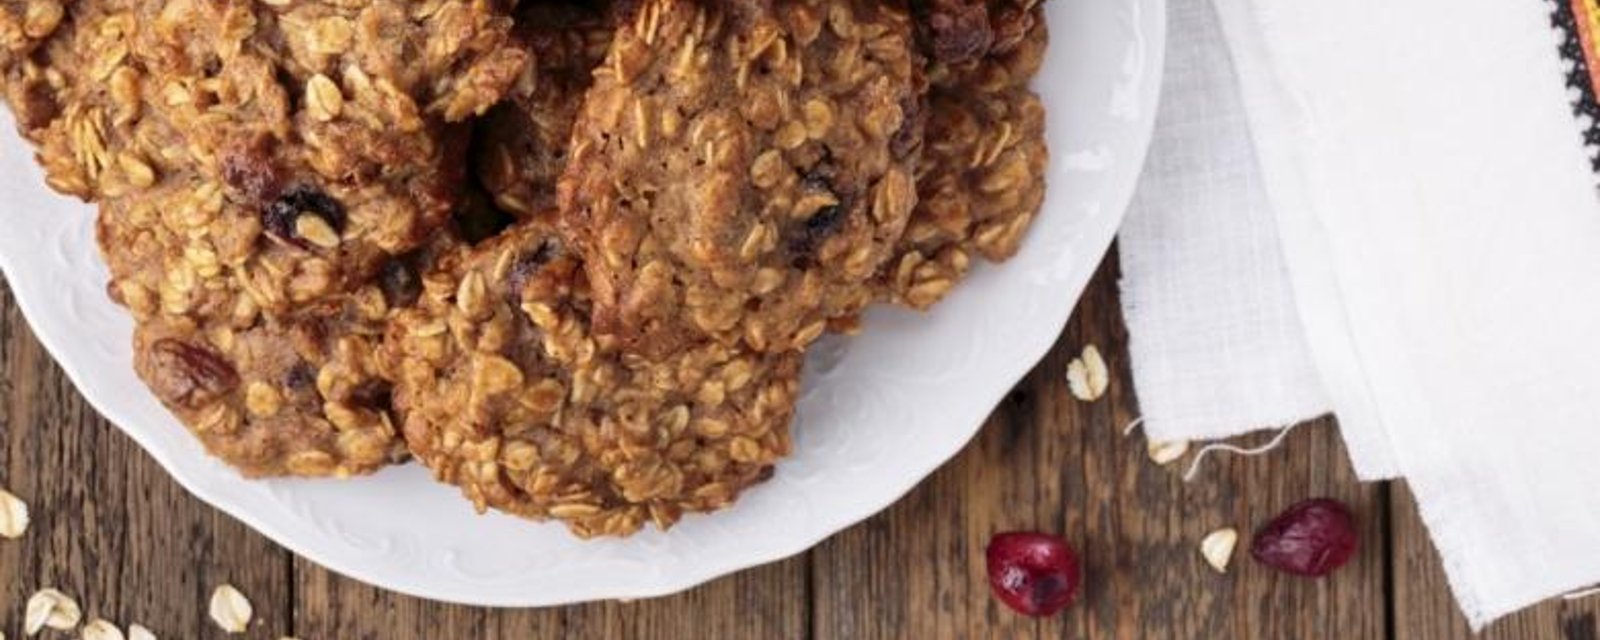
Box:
[0,0,1047,538]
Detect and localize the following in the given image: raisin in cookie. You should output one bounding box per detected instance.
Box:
[559,0,922,356]
[125,231,446,477]
[388,217,801,537]
[911,0,1042,71]
[475,1,613,218]
[883,0,1046,309]
[133,288,406,477]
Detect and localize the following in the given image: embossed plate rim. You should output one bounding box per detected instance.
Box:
[0,0,1165,606]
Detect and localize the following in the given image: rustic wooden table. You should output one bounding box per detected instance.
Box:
[1,253,1596,639]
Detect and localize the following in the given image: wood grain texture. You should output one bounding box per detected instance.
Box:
[811,256,1386,640]
[1391,485,1600,640]
[0,283,293,640]
[0,255,1588,639]
[292,553,808,640]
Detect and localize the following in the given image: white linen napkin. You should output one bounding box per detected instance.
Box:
[1116,0,1337,455]
[1119,0,1600,627]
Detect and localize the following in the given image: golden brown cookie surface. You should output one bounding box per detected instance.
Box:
[133,293,406,477]
[389,217,800,537]
[559,0,923,356]
[884,0,1047,309]
[1,0,525,476]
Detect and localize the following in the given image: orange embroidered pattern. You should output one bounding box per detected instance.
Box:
[1575,0,1600,93]
[1560,0,1600,170]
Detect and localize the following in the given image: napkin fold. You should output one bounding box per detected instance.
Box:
[1116,0,1334,450]
[1120,0,1600,627]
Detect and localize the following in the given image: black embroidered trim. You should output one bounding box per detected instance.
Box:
[1551,0,1600,172]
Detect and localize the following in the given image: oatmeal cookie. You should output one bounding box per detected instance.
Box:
[388,217,801,537]
[475,2,613,218]
[883,0,1046,309]
[0,0,526,476]
[132,288,406,477]
[559,0,923,356]
[6,0,524,321]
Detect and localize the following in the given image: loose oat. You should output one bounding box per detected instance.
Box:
[1147,439,1190,466]
[208,584,252,634]
[24,588,81,634]
[127,624,156,640]
[0,487,28,538]
[1200,527,1239,573]
[1066,345,1110,402]
[81,619,125,640]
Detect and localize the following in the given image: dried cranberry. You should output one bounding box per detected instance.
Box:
[378,257,423,309]
[1250,498,1359,577]
[262,184,345,248]
[145,339,240,409]
[985,531,1081,616]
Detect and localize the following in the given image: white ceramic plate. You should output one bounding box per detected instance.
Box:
[0,0,1163,605]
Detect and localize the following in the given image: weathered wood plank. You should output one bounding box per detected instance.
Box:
[812,255,1387,640]
[293,558,534,640]
[807,258,1121,640]
[1070,256,1387,640]
[0,279,294,639]
[561,555,809,639]
[811,393,1080,639]
[1084,413,1388,640]
[1391,485,1600,640]
[17,248,1600,639]
[292,553,808,640]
